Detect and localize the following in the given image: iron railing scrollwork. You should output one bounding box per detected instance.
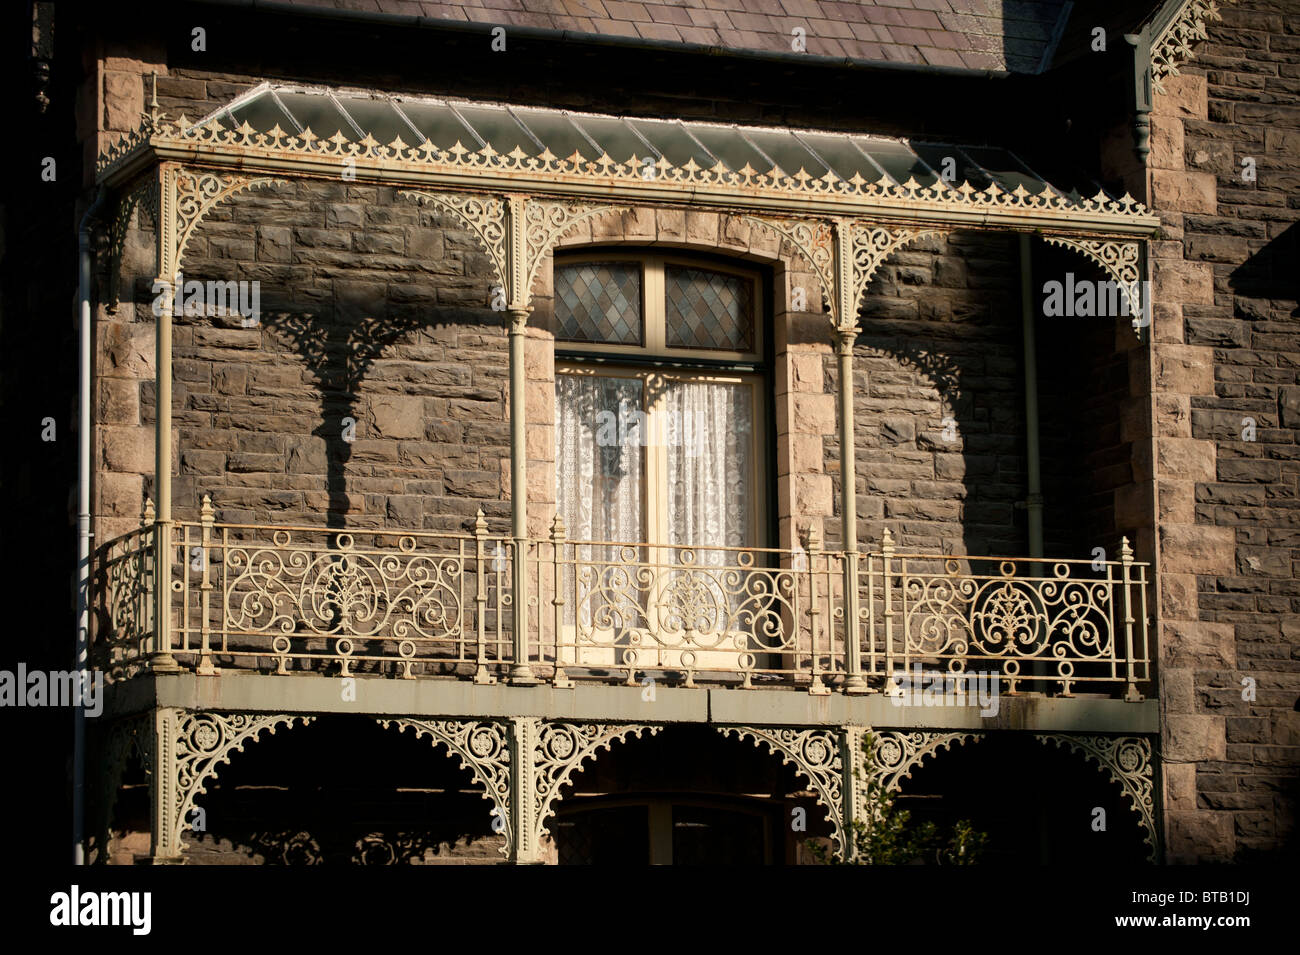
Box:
[93,513,1151,698]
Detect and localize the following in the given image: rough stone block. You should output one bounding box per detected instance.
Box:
[1166,810,1233,863]
[1157,73,1208,120]
[100,426,155,473]
[793,472,833,518]
[103,70,143,132]
[1153,344,1215,395]
[1158,437,1216,482]
[98,471,144,518]
[99,378,140,425]
[1149,113,1184,170]
[1159,523,1236,574]
[1165,715,1226,762]
[368,395,425,439]
[1152,169,1217,213]
[1153,257,1216,307]
[655,208,685,243]
[792,393,836,435]
[1162,620,1237,669]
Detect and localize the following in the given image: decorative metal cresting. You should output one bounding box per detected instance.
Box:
[378,718,512,856]
[96,110,1158,236]
[151,709,314,861]
[1035,735,1159,862]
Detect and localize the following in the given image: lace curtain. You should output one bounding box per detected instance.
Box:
[555,374,644,548]
[556,373,754,628]
[555,374,752,553]
[663,380,753,556]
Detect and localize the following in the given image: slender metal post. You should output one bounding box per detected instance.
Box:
[197,495,217,675]
[551,514,572,687]
[837,328,868,694]
[509,717,543,863]
[74,188,107,865]
[473,508,495,684]
[1121,537,1143,701]
[881,527,897,685]
[1019,235,1044,563]
[807,523,829,695]
[152,291,178,671]
[149,707,183,863]
[507,307,537,684]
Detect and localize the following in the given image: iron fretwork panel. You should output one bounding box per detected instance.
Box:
[1035,734,1159,862]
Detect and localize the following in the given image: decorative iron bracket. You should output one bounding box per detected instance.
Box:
[378,718,513,857]
[719,725,846,857]
[151,708,314,861]
[1035,734,1159,862]
[1042,236,1147,332]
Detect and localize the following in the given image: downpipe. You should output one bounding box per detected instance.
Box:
[75,186,107,865]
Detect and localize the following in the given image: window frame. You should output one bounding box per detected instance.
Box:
[553,251,764,364]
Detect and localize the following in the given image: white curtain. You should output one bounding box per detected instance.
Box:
[556,374,754,633]
[555,374,644,547]
[664,380,753,554]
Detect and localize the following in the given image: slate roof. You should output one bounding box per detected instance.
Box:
[270,0,1078,74]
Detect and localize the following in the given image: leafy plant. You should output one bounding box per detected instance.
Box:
[806,732,988,865]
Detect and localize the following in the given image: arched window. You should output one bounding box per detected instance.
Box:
[552,252,767,554]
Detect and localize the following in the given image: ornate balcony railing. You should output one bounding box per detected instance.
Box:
[93,500,1151,699]
[95,519,156,680]
[862,531,1150,700]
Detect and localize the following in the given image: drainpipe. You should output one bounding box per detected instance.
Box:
[75,186,108,865]
[1019,234,1044,562]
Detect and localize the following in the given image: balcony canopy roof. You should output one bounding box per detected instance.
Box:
[97,82,1159,237]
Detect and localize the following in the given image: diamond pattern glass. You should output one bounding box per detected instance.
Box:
[665,266,753,351]
[555,262,642,345]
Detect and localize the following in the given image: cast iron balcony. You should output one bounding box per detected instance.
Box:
[94,496,1152,700]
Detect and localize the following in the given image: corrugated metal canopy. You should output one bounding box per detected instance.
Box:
[195,83,1111,204]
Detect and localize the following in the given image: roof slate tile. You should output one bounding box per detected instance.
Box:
[278,0,1075,73]
[918,45,966,67]
[636,21,682,41]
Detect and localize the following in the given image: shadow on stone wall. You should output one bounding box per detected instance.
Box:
[259,292,492,532]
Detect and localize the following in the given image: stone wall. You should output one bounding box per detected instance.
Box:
[820,231,1133,561]
[97,179,510,540]
[1149,3,1300,862]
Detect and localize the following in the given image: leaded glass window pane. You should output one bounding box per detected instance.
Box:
[665,266,753,351]
[555,263,642,345]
